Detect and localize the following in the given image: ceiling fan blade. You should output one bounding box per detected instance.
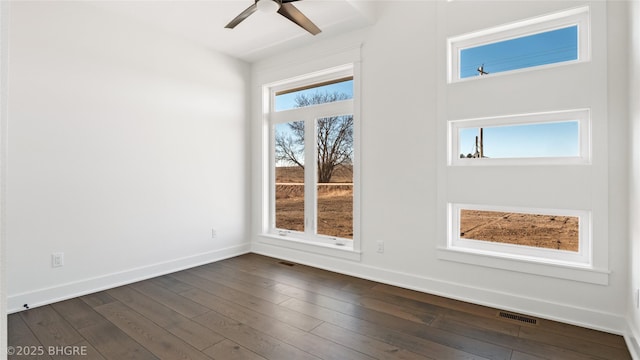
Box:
[277,2,321,35]
[281,0,301,3]
[225,2,258,29]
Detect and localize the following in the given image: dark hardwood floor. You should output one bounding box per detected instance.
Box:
[8,253,631,360]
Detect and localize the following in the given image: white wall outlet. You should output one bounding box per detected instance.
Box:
[211,229,217,239]
[52,252,64,268]
[636,288,639,309]
[377,241,384,253]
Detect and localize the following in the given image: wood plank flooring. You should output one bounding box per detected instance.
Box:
[8,253,631,360]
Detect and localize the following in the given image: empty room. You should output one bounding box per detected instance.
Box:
[1,0,640,359]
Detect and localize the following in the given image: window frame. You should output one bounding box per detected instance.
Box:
[447,6,590,83]
[448,109,591,166]
[448,203,592,267]
[264,64,360,253]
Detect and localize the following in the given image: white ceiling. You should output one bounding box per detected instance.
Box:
[93,0,377,62]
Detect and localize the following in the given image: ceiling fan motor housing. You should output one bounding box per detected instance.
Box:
[257,0,280,13]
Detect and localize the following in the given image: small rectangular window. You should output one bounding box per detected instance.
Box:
[449,204,591,266]
[448,6,589,83]
[450,109,590,165]
[460,209,578,252]
[458,121,579,159]
[459,26,578,79]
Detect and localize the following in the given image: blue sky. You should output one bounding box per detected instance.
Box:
[275,80,353,111]
[459,121,579,158]
[458,25,579,158]
[460,25,578,78]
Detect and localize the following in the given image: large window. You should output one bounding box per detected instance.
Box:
[267,66,356,248]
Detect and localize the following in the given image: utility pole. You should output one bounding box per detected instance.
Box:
[479,127,484,158]
[474,128,484,158]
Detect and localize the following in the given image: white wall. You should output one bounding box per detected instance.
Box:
[6,1,250,311]
[628,0,640,356]
[252,0,630,334]
[0,0,7,356]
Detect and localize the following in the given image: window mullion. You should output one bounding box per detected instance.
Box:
[269,122,276,231]
[304,117,317,236]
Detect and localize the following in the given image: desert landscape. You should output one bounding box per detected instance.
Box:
[275,166,579,251]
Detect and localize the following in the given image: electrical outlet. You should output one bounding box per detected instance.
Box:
[211,229,217,239]
[52,252,64,268]
[377,241,384,253]
[636,289,639,309]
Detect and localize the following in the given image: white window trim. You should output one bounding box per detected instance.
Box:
[270,100,354,126]
[258,233,362,262]
[448,203,592,267]
[261,63,361,259]
[270,66,354,102]
[449,109,591,166]
[447,6,590,83]
[436,247,610,285]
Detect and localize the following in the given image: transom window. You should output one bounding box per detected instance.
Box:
[275,78,353,111]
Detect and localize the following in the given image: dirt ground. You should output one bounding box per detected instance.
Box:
[460,210,579,251]
[274,166,579,250]
[275,185,353,238]
[275,166,353,239]
[276,165,352,183]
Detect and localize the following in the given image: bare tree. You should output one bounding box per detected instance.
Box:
[275,121,305,169]
[275,92,353,183]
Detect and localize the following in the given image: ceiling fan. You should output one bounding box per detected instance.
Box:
[225,0,321,36]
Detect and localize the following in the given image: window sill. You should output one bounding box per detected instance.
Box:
[258,233,362,262]
[437,247,609,285]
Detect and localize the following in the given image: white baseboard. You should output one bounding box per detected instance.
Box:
[7,243,251,313]
[252,243,626,335]
[8,241,629,340]
[626,322,640,360]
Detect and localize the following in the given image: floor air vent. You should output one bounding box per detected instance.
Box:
[498,311,538,325]
[278,261,295,267]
